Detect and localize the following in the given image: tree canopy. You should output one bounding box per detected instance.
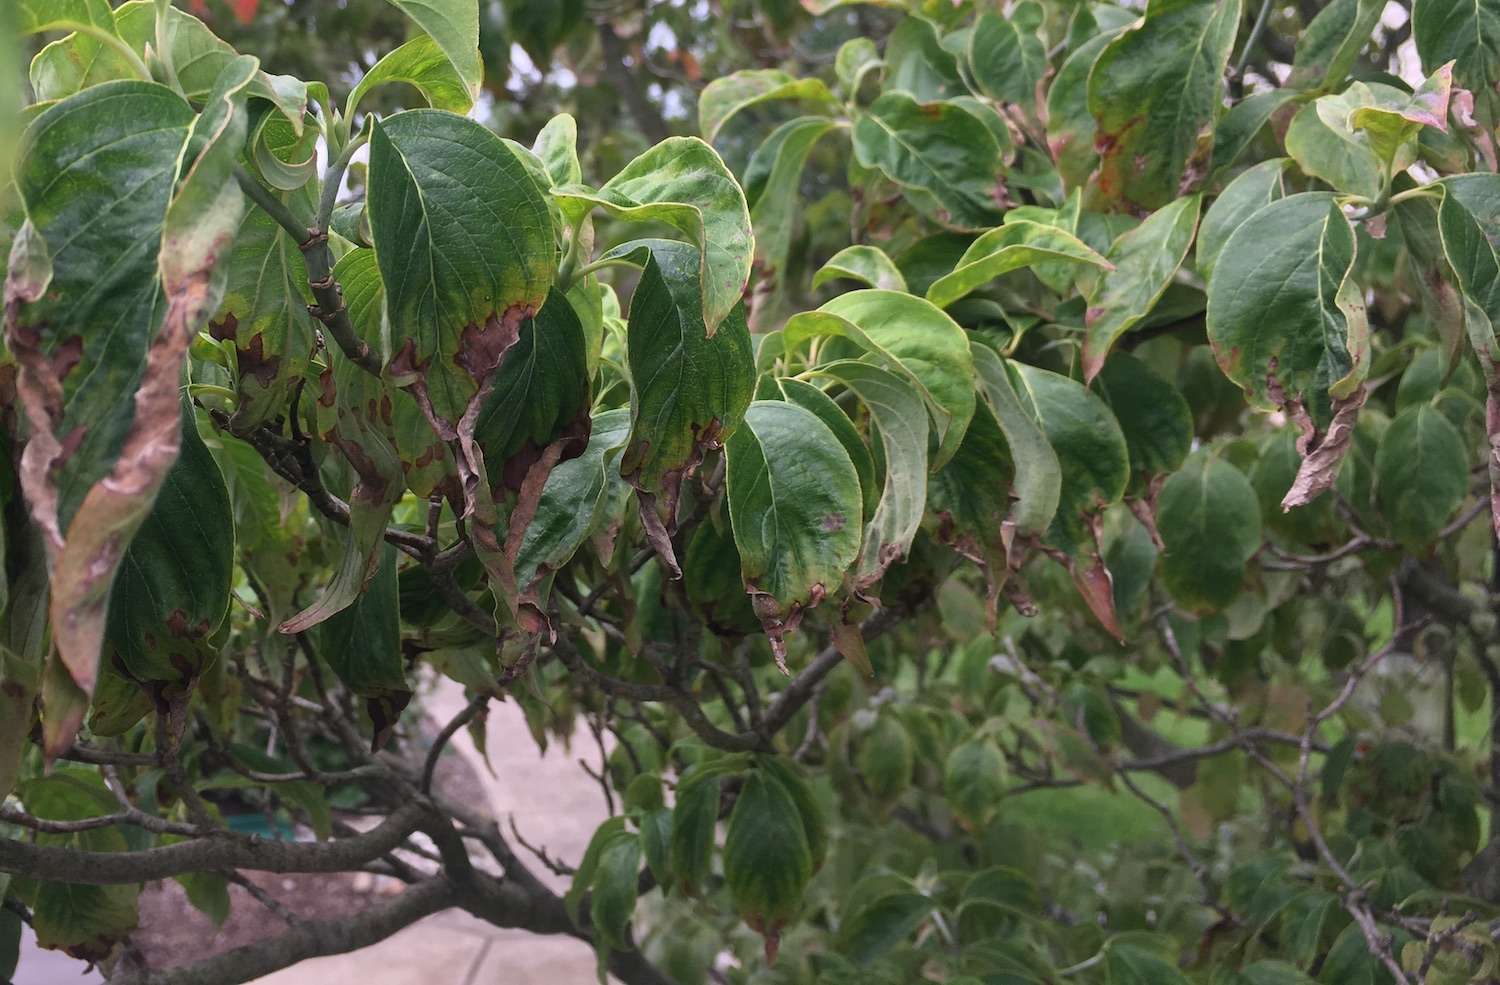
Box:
[5,1,1500,985]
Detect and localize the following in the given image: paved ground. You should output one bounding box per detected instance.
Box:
[8,679,612,984]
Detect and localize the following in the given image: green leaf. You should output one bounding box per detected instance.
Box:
[1347,65,1454,170]
[16,0,114,36]
[315,544,411,745]
[883,16,964,101]
[1206,192,1369,407]
[1375,404,1469,546]
[590,828,642,953]
[368,109,556,429]
[514,409,631,599]
[1009,362,1130,637]
[1158,451,1262,611]
[1435,173,1500,370]
[724,769,814,946]
[1210,89,1297,176]
[944,736,1006,826]
[1290,0,1384,88]
[925,219,1110,310]
[1197,158,1287,282]
[533,112,582,187]
[757,757,829,874]
[669,770,721,897]
[856,710,913,802]
[556,138,752,334]
[1284,86,1388,199]
[698,69,839,142]
[927,397,1015,616]
[1413,0,1500,93]
[747,117,840,293]
[969,8,1047,105]
[347,33,476,119]
[816,361,928,589]
[616,241,755,515]
[105,403,233,685]
[1087,0,1242,208]
[382,0,482,102]
[835,36,882,96]
[1104,941,1190,985]
[813,245,907,293]
[1046,30,1120,190]
[1094,352,1194,486]
[473,288,592,477]
[972,345,1061,539]
[785,290,976,468]
[777,378,878,521]
[566,816,628,926]
[837,888,933,965]
[212,191,316,433]
[852,91,1004,230]
[725,400,863,667]
[1080,195,1201,381]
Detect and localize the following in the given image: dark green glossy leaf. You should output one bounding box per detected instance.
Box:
[1414,0,1500,93]
[724,770,813,946]
[853,92,1004,230]
[1375,404,1468,546]
[1094,352,1193,485]
[973,345,1060,539]
[315,544,411,745]
[669,771,721,897]
[1158,451,1261,611]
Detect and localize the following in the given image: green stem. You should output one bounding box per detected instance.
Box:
[317,131,369,234]
[556,211,593,289]
[1233,0,1274,81]
[1387,184,1443,206]
[569,256,636,282]
[233,167,310,241]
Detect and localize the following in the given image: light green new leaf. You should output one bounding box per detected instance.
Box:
[972,345,1060,539]
[1087,0,1242,208]
[969,8,1047,105]
[852,92,1004,230]
[1080,195,1201,381]
[698,69,839,142]
[1290,0,1384,88]
[1375,404,1469,546]
[533,113,583,187]
[1347,65,1453,169]
[367,109,555,428]
[1158,451,1261,611]
[1284,87,1385,200]
[785,290,977,468]
[1197,159,1287,282]
[382,0,482,101]
[926,219,1110,310]
[615,241,755,510]
[555,138,752,334]
[813,245,907,293]
[1413,0,1500,93]
[1206,192,1369,406]
[347,34,476,119]
[726,401,863,667]
[817,361,929,589]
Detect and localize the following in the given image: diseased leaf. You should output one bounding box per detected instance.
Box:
[1087,0,1242,208]
[1158,451,1261,611]
[926,219,1110,310]
[725,400,863,668]
[1284,87,1388,200]
[555,138,752,334]
[616,241,755,535]
[852,92,1004,230]
[785,290,976,468]
[316,543,411,746]
[1046,30,1119,190]
[698,69,838,143]
[1080,195,1201,381]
